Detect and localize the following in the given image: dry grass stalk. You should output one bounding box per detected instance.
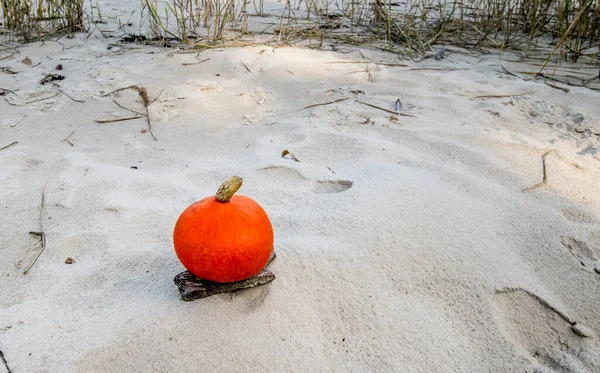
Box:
[302,97,351,110]
[23,184,47,275]
[0,141,18,151]
[355,99,416,117]
[103,85,158,140]
[95,116,143,124]
[61,128,78,146]
[524,150,553,192]
[473,92,534,99]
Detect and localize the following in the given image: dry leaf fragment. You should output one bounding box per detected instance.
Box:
[281,150,300,162]
[21,57,32,66]
[360,118,374,125]
[389,115,400,123]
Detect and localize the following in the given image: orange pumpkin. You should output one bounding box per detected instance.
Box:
[173,176,274,283]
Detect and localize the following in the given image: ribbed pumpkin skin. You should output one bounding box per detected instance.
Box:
[173,195,274,283]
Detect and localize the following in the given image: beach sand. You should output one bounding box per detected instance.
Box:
[1,4,600,372]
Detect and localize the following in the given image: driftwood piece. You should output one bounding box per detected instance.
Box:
[174,252,276,301]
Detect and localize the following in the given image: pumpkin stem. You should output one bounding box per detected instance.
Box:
[215,176,243,202]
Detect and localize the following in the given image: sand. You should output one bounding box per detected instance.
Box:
[1,3,600,372]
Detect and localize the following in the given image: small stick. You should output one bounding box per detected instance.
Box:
[25,93,59,104]
[376,63,410,67]
[137,87,158,140]
[105,85,157,140]
[182,58,210,66]
[61,128,78,146]
[326,61,409,67]
[0,141,18,151]
[148,87,165,106]
[499,64,522,79]
[355,100,417,118]
[95,116,142,124]
[302,97,350,110]
[524,150,552,192]
[0,350,11,373]
[0,87,15,95]
[241,61,252,73]
[473,92,533,99]
[542,80,570,93]
[24,184,47,275]
[409,68,468,71]
[325,61,371,64]
[343,107,370,120]
[102,85,139,97]
[112,98,147,117]
[58,89,85,103]
[343,70,368,76]
[0,67,18,74]
[281,150,300,162]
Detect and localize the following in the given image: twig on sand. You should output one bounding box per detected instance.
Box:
[0,141,18,151]
[104,85,158,140]
[343,107,370,121]
[241,61,252,73]
[499,64,521,79]
[0,87,15,95]
[112,98,147,117]
[540,79,570,93]
[101,85,139,97]
[376,63,409,67]
[61,127,79,146]
[326,61,409,67]
[499,64,570,93]
[183,58,210,66]
[281,150,300,162]
[0,349,11,373]
[524,150,552,192]
[302,97,351,110]
[24,93,59,105]
[409,67,468,71]
[0,67,18,74]
[58,89,85,103]
[135,86,158,140]
[343,70,368,76]
[95,116,142,124]
[24,184,47,275]
[473,91,533,99]
[148,87,165,106]
[355,100,417,118]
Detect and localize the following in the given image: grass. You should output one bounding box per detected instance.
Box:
[285,0,599,62]
[140,0,249,44]
[1,0,598,66]
[1,0,85,42]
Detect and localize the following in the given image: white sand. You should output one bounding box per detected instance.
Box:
[1,3,600,372]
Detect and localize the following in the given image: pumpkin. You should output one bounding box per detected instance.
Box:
[173,176,274,283]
